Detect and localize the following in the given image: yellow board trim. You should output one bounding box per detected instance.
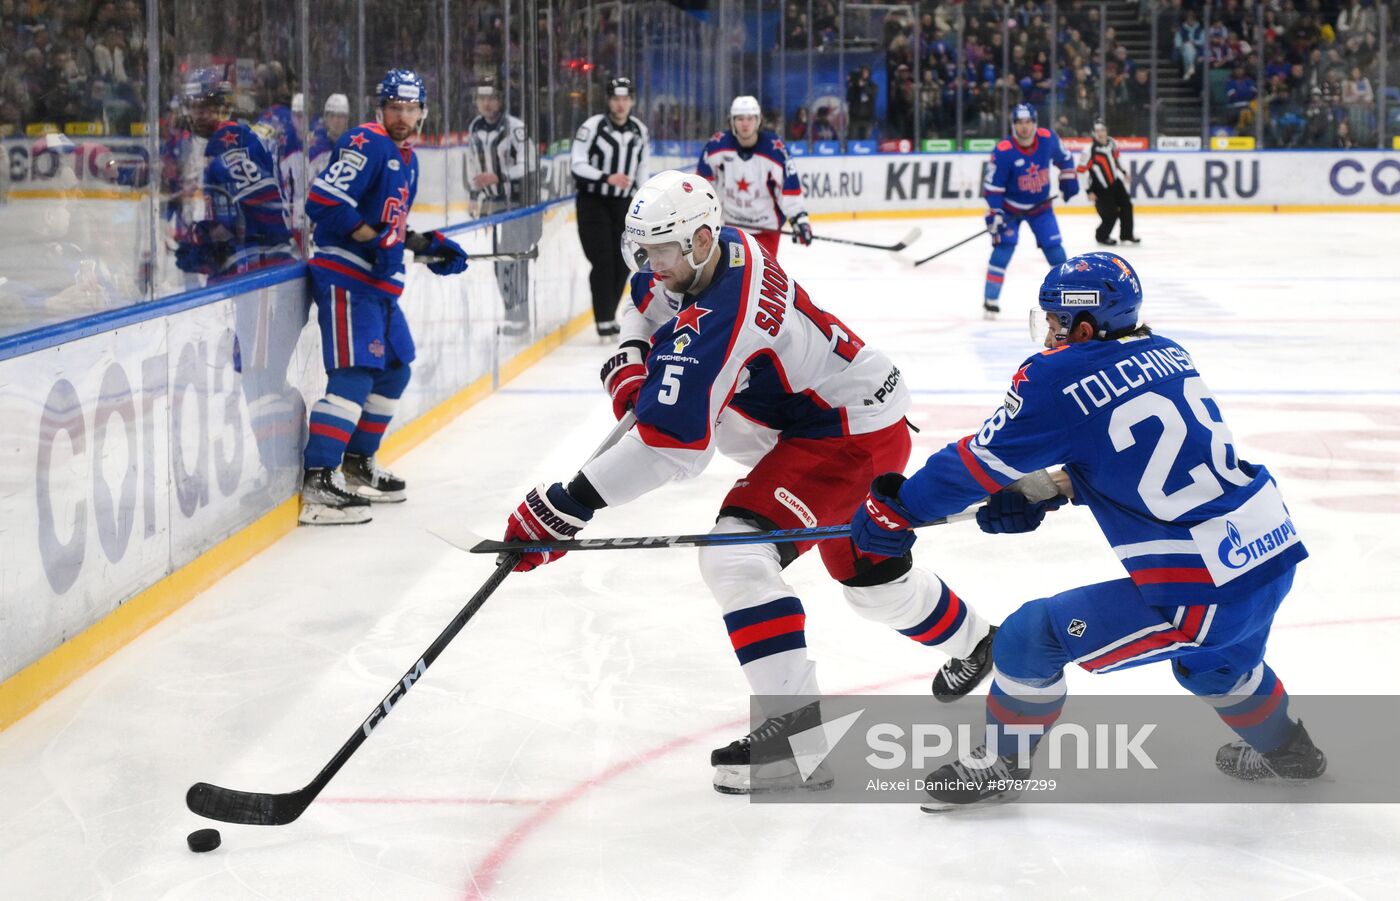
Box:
[0,308,594,732]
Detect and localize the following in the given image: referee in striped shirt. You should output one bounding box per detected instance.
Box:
[572,77,649,338]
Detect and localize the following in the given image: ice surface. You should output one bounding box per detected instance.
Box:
[2,211,1399,900]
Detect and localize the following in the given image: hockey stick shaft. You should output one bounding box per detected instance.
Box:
[912,227,990,267]
[464,469,1062,556]
[780,226,922,252]
[186,416,635,827]
[415,247,539,264]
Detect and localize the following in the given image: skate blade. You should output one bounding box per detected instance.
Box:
[982,308,999,321]
[352,486,407,504]
[299,504,373,526]
[712,763,834,795]
[920,788,1023,813]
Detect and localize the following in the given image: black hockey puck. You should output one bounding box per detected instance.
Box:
[186,828,222,853]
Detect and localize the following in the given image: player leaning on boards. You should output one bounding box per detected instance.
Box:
[506,170,995,794]
[981,103,1079,320]
[299,69,469,526]
[849,253,1323,812]
[696,95,812,260]
[572,76,650,339]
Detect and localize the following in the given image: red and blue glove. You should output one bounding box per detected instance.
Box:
[599,341,647,420]
[975,489,1066,535]
[408,229,469,276]
[364,222,404,279]
[790,213,813,245]
[503,482,595,572]
[850,472,921,558]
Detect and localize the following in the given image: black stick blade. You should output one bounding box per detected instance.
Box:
[187,781,310,826]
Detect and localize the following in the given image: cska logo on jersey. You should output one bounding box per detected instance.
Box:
[674,303,710,335]
[735,176,752,194]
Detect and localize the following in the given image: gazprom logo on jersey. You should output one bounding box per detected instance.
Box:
[1218,517,1298,570]
[1190,482,1300,585]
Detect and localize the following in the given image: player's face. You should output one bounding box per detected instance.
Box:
[325,112,349,139]
[380,100,422,143]
[1093,124,1108,141]
[607,94,633,121]
[732,114,759,141]
[624,238,688,283]
[1032,311,1077,349]
[1012,118,1037,144]
[188,98,226,138]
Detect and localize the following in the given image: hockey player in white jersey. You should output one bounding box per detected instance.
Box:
[503,171,995,794]
[697,96,812,259]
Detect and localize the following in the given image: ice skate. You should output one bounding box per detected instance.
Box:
[343,453,407,503]
[932,626,997,701]
[298,467,372,525]
[921,745,1032,812]
[711,701,834,794]
[596,319,621,339]
[1216,719,1326,782]
[982,299,1000,320]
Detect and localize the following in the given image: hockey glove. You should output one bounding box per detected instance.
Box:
[975,489,1067,535]
[1059,174,1080,202]
[850,472,921,558]
[364,222,404,280]
[503,482,595,572]
[408,229,469,276]
[790,213,814,246]
[985,210,1006,244]
[599,340,647,420]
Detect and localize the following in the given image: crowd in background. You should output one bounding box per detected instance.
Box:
[777,0,1395,147]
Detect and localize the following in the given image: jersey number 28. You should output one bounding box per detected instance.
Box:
[1108,376,1251,521]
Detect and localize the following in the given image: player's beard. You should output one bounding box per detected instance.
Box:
[385,121,414,143]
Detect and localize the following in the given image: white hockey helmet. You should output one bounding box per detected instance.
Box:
[729,95,761,122]
[622,170,722,275]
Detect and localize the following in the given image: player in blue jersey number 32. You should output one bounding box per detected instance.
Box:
[850,252,1325,811]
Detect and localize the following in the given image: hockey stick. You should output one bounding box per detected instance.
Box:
[186,413,636,827]
[415,246,539,265]
[911,226,992,267]
[780,226,923,253]
[457,469,1062,557]
[912,195,1061,267]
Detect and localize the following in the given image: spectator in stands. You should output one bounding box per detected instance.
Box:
[811,104,836,141]
[919,68,943,134]
[1342,64,1374,109]
[1266,73,1304,146]
[1225,65,1257,130]
[1334,116,1357,148]
[93,25,128,87]
[847,66,874,139]
[1126,68,1152,135]
[890,62,915,139]
[1336,0,1376,42]
[788,105,808,142]
[1303,86,1332,145]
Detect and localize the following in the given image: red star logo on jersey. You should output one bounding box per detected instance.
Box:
[674,303,711,335]
[735,176,752,194]
[1010,363,1032,392]
[348,131,370,150]
[219,129,240,146]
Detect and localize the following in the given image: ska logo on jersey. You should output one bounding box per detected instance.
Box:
[674,303,710,335]
[348,131,370,150]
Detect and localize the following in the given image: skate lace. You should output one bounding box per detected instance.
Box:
[1232,745,1275,777]
[942,658,976,689]
[950,746,1018,785]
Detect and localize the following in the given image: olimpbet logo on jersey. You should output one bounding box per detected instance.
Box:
[1188,481,1300,585]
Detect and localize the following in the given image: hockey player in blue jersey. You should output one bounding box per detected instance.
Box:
[696,95,812,260]
[173,69,295,281]
[981,103,1079,319]
[298,68,469,526]
[851,252,1324,810]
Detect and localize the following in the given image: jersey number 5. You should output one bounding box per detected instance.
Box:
[1108,376,1251,521]
[793,285,864,362]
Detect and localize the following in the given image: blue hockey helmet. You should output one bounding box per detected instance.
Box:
[377,68,427,108]
[1035,253,1144,343]
[1012,103,1037,123]
[182,67,231,104]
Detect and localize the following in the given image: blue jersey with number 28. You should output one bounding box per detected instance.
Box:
[899,332,1307,606]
